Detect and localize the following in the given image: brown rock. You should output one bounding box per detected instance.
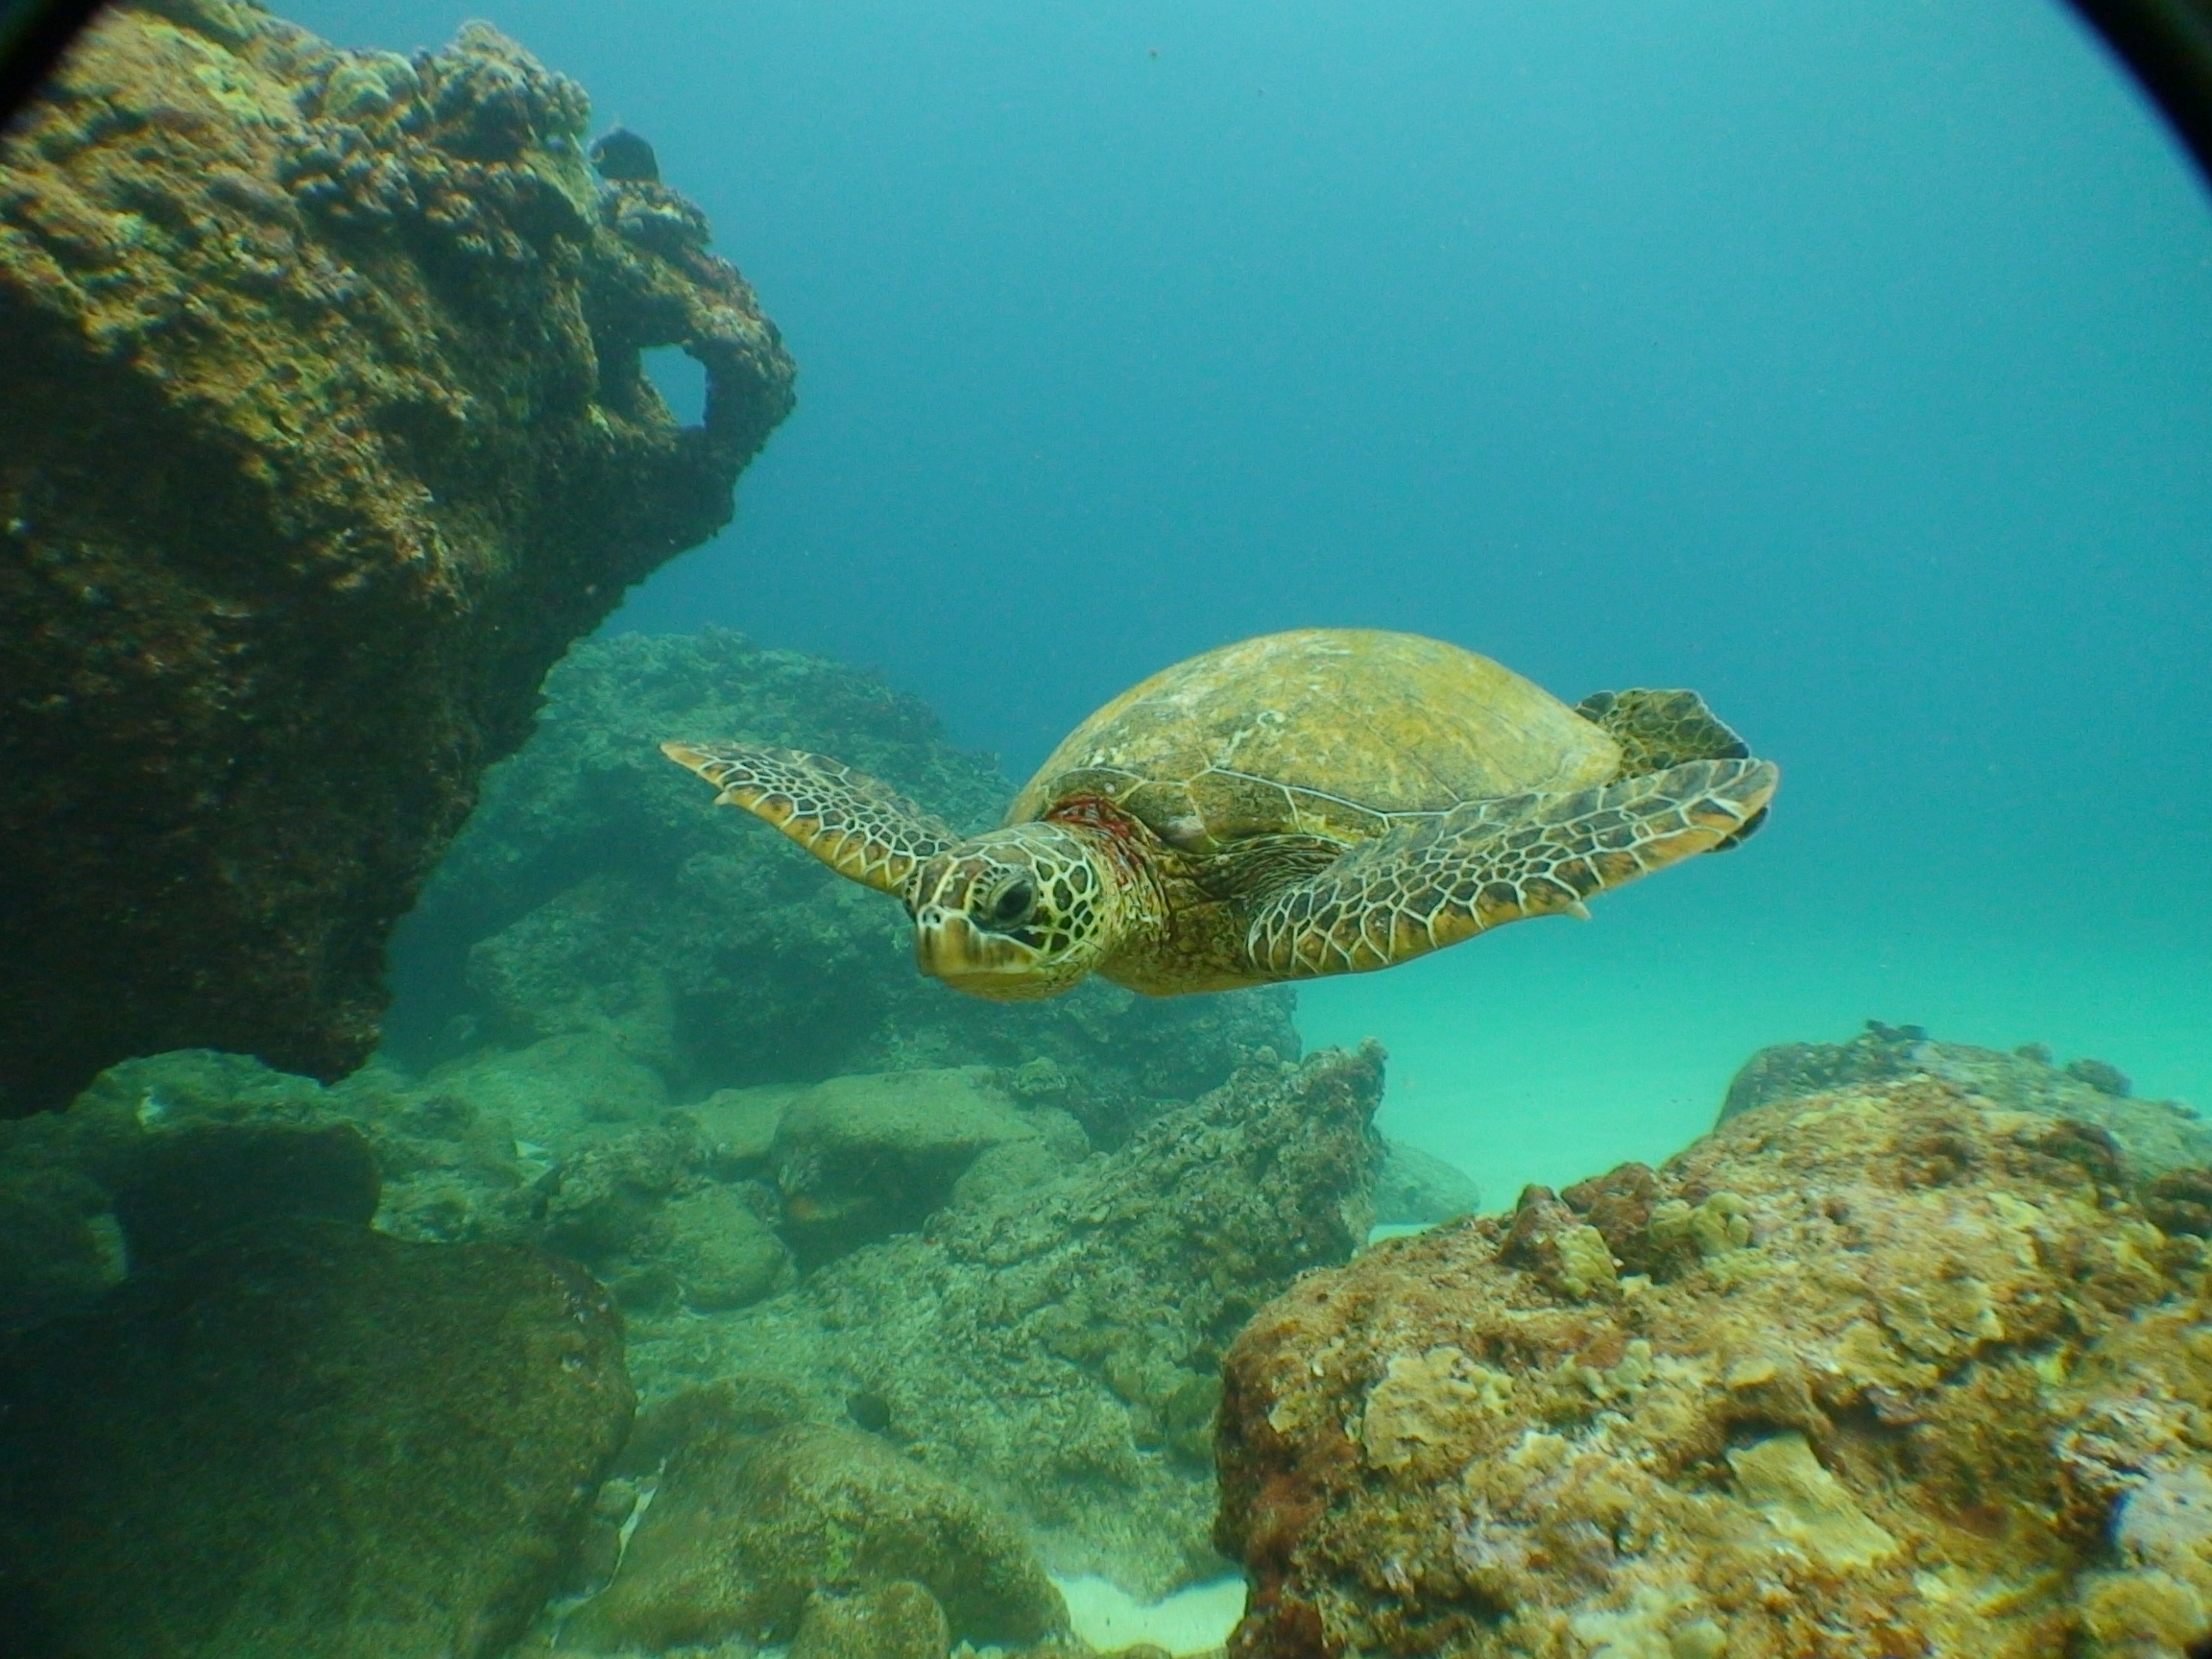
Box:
[0,0,792,1115]
[1215,1076,2212,1657]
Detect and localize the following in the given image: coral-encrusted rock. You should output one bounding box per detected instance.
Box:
[564,1422,1065,1652]
[1723,1022,2210,1180]
[0,1219,634,1659]
[631,1045,1385,1599]
[1215,1076,2212,1658]
[0,0,794,1115]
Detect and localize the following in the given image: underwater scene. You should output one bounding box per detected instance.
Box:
[0,1,2208,1656]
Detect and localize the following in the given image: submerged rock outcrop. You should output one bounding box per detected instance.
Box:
[1214,1071,2212,1658]
[0,0,794,1116]
[590,1043,1386,1611]
[0,1219,634,1659]
[564,1421,1069,1653]
[1724,1019,2211,1180]
[0,1035,1382,1642]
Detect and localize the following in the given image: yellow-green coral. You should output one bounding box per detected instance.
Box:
[1218,1075,2212,1658]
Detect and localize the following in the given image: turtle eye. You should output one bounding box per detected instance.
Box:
[986,878,1036,927]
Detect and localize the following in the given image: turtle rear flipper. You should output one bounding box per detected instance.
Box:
[1576,688,1768,849]
[661,741,958,898]
[1243,757,1778,980]
[1576,688,1750,771]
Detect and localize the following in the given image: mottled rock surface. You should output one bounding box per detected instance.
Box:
[0,1047,448,1329]
[0,0,793,1115]
[791,1579,954,1659]
[565,1422,1065,1652]
[1724,1021,2210,1179]
[392,629,1299,1141]
[0,1035,1379,1623]
[1216,1075,2212,1658]
[628,1045,1385,1599]
[0,1219,634,1659]
[770,1067,1045,1262]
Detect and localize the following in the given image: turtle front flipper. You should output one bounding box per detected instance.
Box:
[1243,757,1778,979]
[661,741,959,898]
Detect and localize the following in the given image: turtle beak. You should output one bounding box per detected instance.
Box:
[913,909,1050,1000]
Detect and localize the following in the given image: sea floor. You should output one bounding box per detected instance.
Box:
[1303,903,2211,1213]
[1054,1575,1248,1656]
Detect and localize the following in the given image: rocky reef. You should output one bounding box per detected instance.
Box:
[0,611,1351,1654]
[605,1043,1385,1611]
[0,1033,1381,1633]
[1215,1043,2212,1658]
[0,0,794,1116]
[389,628,1299,1143]
[0,1218,634,1659]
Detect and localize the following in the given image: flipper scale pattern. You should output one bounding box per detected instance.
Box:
[1245,757,1778,979]
[660,741,957,898]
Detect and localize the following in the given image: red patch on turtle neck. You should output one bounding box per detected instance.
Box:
[1043,794,1154,885]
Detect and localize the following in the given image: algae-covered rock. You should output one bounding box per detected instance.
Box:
[538,1114,792,1312]
[110,1119,380,1268]
[686,1081,800,1166]
[565,1422,1065,1651]
[1214,1073,2212,1658]
[628,1045,1384,1599]
[0,1219,634,1659]
[772,1067,1041,1260]
[390,630,1299,1141]
[0,1049,431,1327]
[0,1039,812,1328]
[0,1046,538,1303]
[0,1,793,1117]
[653,1184,792,1311]
[421,1031,672,1144]
[792,1579,953,1659]
[1723,1020,2210,1179]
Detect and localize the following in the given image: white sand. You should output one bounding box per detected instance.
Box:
[1052,1575,1247,1655]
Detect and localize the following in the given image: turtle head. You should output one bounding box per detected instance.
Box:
[907,823,1119,1000]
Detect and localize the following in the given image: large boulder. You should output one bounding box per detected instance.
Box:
[0,1219,635,1659]
[565,1422,1066,1652]
[1214,1071,2212,1659]
[0,0,794,1116]
[0,1047,443,1328]
[769,1067,1044,1261]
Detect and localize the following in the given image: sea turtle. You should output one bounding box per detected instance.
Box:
[661,629,1777,1002]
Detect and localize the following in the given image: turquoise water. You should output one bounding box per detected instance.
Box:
[294,0,2212,1200]
[1304,891,2212,1210]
